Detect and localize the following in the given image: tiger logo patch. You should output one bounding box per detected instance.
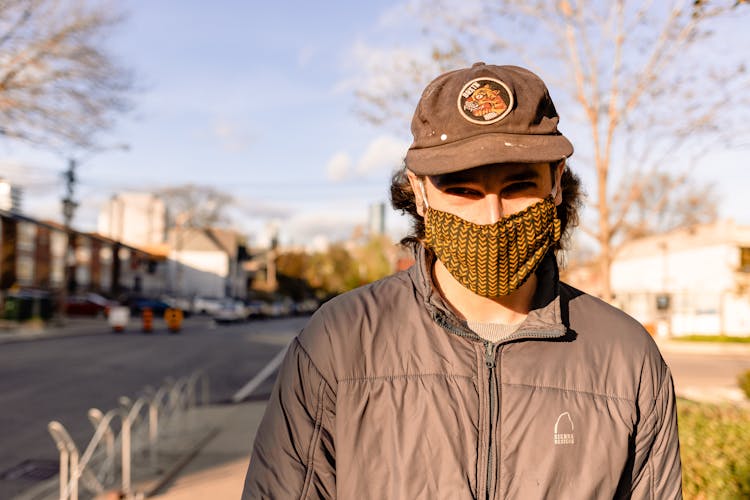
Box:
[457,77,513,125]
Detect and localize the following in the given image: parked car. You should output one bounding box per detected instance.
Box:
[293,299,319,316]
[128,297,172,317]
[66,293,116,317]
[212,300,247,324]
[192,296,224,315]
[161,295,192,317]
[260,299,293,318]
[244,300,265,319]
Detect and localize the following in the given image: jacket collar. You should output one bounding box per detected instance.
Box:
[409,245,567,344]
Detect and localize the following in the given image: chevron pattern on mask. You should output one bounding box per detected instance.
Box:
[424,196,561,297]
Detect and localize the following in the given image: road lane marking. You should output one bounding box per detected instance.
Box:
[232,342,291,403]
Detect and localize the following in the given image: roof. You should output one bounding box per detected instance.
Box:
[614,220,750,260]
[0,209,164,259]
[167,227,241,256]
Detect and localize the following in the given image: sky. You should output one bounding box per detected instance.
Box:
[0,0,417,248]
[1,0,748,250]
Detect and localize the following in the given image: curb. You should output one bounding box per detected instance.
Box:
[0,318,185,345]
[140,427,221,498]
[0,326,106,345]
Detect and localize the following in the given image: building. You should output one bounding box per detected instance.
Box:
[368,202,386,236]
[98,192,166,248]
[610,220,750,337]
[1,209,167,303]
[167,227,250,299]
[0,179,22,213]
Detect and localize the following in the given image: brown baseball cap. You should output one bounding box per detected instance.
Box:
[405,63,573,175]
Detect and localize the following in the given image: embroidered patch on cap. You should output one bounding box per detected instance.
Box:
[457,77,513,125]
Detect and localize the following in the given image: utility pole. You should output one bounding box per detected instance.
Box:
[56,144,129,322]
[58,158,78,322]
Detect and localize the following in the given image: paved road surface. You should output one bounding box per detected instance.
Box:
[0,316,306,500]
[660,346,750,403]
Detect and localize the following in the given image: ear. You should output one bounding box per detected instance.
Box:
[406,170,426,217]
[553,160,565,206]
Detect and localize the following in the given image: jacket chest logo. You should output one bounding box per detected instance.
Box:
[553,412,575,445]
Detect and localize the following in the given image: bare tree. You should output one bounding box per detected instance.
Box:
[0,0,134,148]
[157,184,235,295]
[618,172,719,240]
[354,0,750,299]
[157,184,234,230]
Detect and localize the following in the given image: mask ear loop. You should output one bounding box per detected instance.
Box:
[551,160,565,201]
[417,178,430,210]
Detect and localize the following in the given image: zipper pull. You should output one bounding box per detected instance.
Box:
[484,342,496,369]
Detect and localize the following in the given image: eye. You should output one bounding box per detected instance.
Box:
[503,182,536,194]
[444,187,482,197]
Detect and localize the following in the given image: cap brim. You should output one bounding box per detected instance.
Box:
[405,132,574,175]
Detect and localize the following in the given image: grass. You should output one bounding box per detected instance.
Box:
[673,334,750,344]
[678,398,750,499]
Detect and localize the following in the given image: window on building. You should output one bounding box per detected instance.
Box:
[17,222,36,252]
[741,247,750,273]
[16,254,34,285]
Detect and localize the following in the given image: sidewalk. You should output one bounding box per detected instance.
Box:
[143,402,264,500]
[15,401,264,500]
[0,316,189,345]
[0,317,112,345]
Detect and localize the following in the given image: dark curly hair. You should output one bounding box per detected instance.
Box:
[390,162,584,251]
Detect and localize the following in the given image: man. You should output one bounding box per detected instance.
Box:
[243,63,682,499]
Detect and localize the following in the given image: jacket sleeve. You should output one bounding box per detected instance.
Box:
[242,338,336,499]
[630,367,682,499]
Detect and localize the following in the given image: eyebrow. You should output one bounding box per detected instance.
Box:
[431,165,541,187]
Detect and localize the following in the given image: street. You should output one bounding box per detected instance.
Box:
[660,345,750,403]
[0,316,307,500]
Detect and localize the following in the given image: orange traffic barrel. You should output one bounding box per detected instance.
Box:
[142,307,153,333]
[164,308,183,334]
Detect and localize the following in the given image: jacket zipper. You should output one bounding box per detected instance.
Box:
[484,341,497,500]
[432,310,560,498]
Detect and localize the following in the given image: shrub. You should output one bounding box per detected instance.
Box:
[678,398,750,498]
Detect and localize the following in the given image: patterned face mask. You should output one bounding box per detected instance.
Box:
[420,182,561,297]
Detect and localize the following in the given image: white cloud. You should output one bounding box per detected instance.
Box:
[283,208,363,245]
[325,152,353,181]
[278,202,413,250]
[212,118,254,152]
[230,198,291,220]
[356,135,409,175]
[0,159,61,197]
[335,40,432,96]
[326,135,408,183]
[333,39,447,129]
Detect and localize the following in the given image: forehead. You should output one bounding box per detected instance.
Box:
[430,162,550,186]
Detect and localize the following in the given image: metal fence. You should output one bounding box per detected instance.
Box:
[46,371,210,500]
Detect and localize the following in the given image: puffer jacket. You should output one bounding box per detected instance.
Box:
[242,248,682,499]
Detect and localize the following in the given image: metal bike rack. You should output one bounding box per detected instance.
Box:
[46,370,210,500]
